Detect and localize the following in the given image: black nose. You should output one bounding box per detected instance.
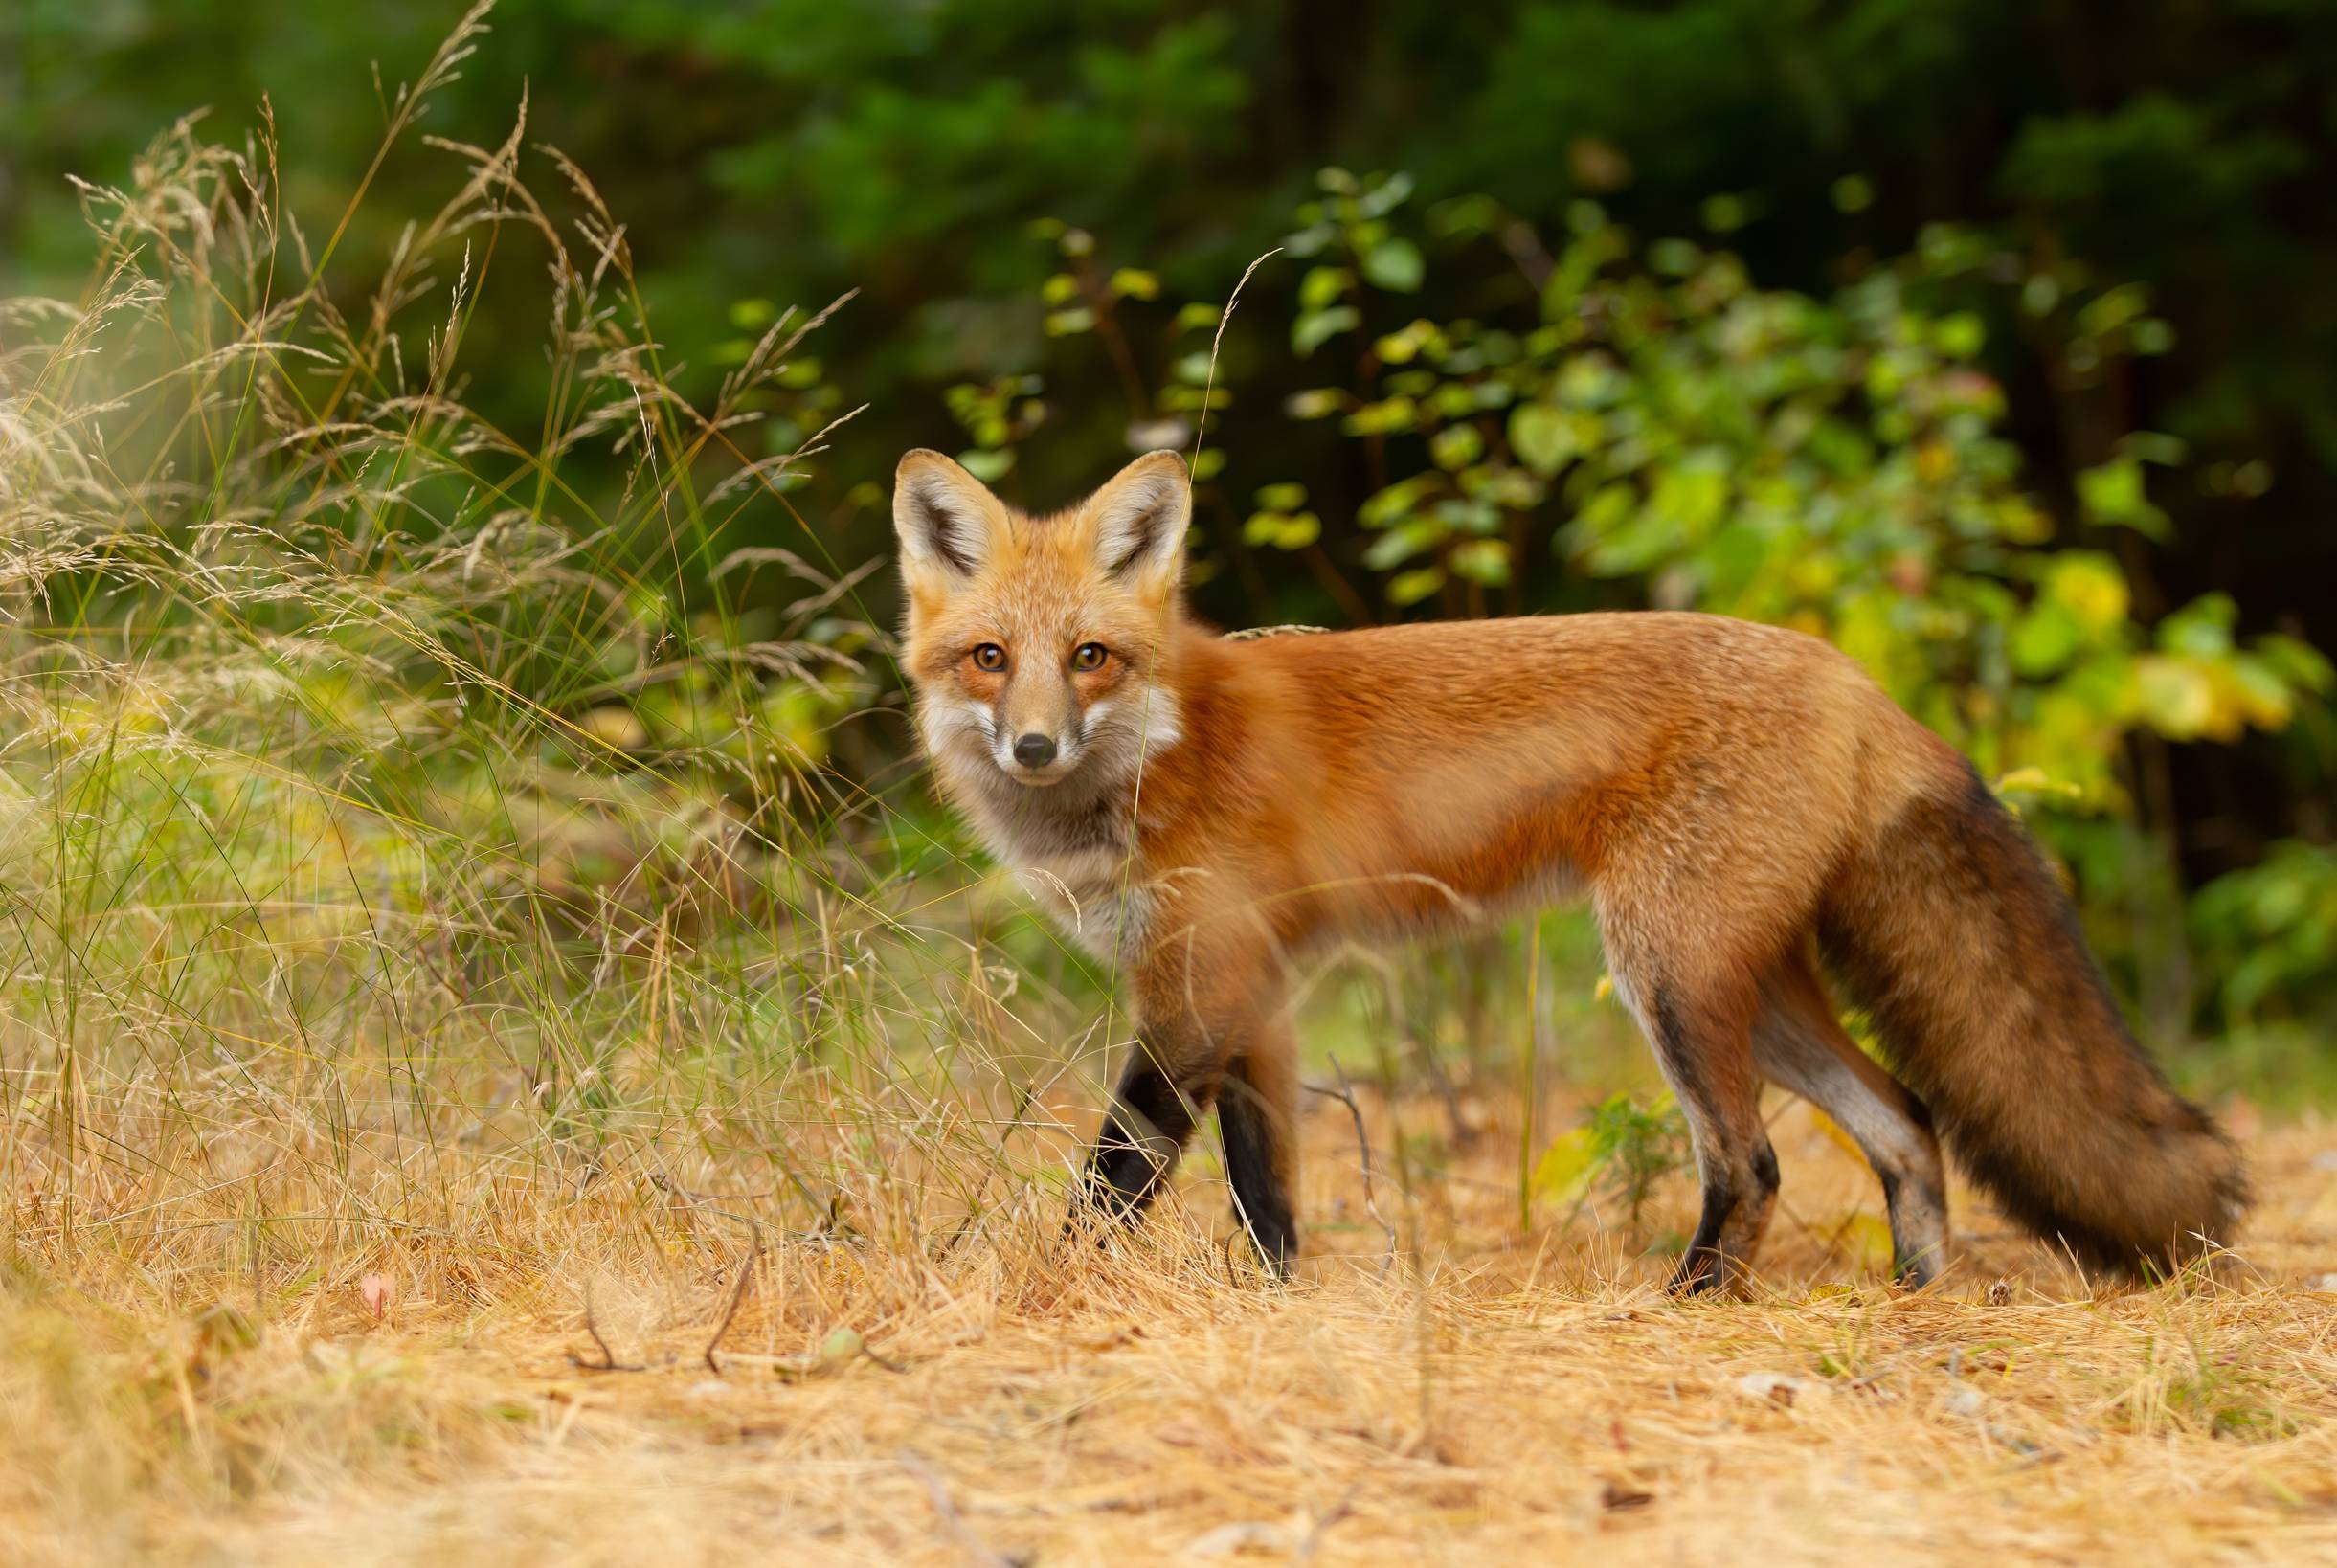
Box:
[1012,732,1058,769]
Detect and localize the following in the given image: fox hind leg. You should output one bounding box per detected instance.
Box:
[1604,946,1778,1296]
[1753,954,1947,1287]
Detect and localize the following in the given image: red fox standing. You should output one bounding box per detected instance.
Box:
[894,447,2247,1290]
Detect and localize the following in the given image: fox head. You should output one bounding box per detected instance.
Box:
[894,448,1189,792]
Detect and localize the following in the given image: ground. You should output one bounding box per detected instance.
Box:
[8,1081,2335,1566]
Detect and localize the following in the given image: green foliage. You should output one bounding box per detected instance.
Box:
[1534,1091,1691,1234]
[2191,843,2337,1028]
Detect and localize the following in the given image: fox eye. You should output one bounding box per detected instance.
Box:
[971,643,1007,672]
[1071,642,1109,672]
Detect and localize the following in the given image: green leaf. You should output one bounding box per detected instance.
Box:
[1360,476,1438,527]
[1509,403,1576,478]
[956,449,1013,482]
[2159,594,2236,658]
[1292,306,1360,357]
[1386,566,1447,605]
[1361,237,1426,293]
[1340,394,1416,435]
[2011,600,2083,678]
[1429,424,1484,471]
[1374,327,1423,364]
[1299,265,1351,312]
[1449,538,1513,587]
[1933,311,1986,359]
[1361,520,1439,570]
[2257,633,2334,695]
[2076,458,2169,538]
[1242,510,1321,550]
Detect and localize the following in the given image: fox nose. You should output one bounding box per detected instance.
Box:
[1012,732,1058,769]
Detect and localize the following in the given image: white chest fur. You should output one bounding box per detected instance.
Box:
[930,732,1163,966]
[1012,845,1154,965]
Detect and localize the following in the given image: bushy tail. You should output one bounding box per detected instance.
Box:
[1819,764,2248,1277]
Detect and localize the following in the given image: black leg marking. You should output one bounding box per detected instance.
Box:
[1668,1143,1780,1295]
[1646,986,1690,1081]
[1069,1039,1225,1261]
[1749,1140,1781,1206]
[1080,1064,1196,1220]
[1643,984,1771,1295]
[1647,985,1728,1294]
[1668,1176,1739,1294]
[1219,1081,1296,1277]
[1876,1163,1947,1288]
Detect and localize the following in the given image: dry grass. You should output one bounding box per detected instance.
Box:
[6,1079,2335,1566]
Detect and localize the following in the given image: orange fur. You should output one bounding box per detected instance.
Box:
[896,450,2246,1288]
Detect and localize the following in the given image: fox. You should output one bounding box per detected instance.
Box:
[893,445,2248,1291]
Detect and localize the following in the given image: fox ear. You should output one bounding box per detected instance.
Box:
[1086,450,1190,593]
[894,450,1007,586]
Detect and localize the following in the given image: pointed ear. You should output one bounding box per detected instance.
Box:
[1085,450,1190,593]
[894,449,1008,588]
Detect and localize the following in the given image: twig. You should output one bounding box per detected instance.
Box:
[899,1450,1014,1568]
[567,1277,643,1373]
[1306,1054,1398,1276]
[644,1167,775,1376]
[703,1215,764,1376]
[1294,1482,1362,1564]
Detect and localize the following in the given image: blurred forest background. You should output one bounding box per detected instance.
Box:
[4,0,2333,1078]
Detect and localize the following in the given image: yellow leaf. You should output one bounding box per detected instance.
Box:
[2135,656,2216,739]
[1993,767,2082,801]
[1837,1212,1895,1273]
[1533,1128,1599,1202]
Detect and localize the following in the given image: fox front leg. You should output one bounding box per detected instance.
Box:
[1072,949,1287,1262]
[1078,1035,1220,1224]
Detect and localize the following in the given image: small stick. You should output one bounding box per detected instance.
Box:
[1294,1482,1362,1565]
[703,1215,764,1375]
[568,1277,643,1373]
[1306,1054,1397,1276]
[646,1163,778,1374]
